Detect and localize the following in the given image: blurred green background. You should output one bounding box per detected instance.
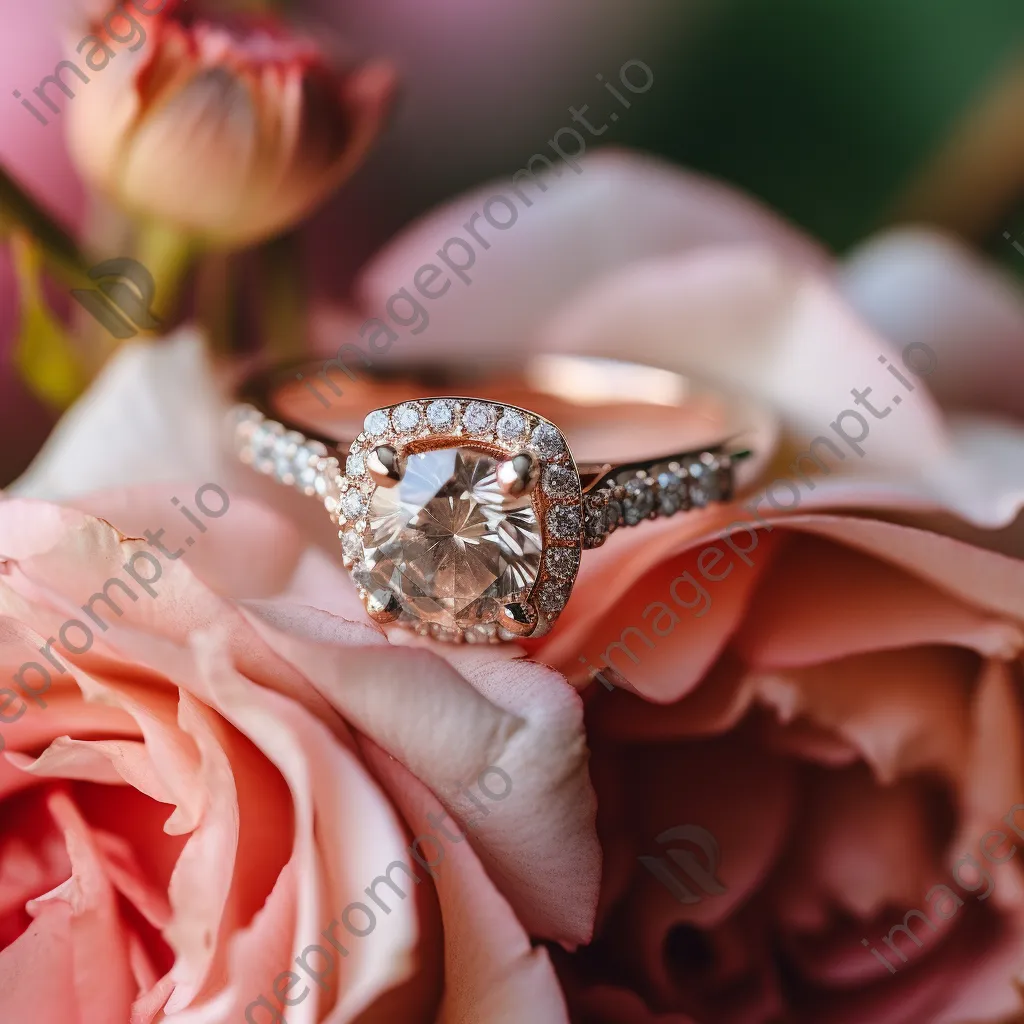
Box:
[326,0,1024,282]
[628,0,1023,251]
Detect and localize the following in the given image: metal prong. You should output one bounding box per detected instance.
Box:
[367,445,404,488]
[497,452,539,497]
[498,601,538,637]
[366,589,402,623]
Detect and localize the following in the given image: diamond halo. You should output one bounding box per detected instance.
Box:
[333,399,583,643]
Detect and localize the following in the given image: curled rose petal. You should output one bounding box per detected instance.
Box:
[0,495,600,1021]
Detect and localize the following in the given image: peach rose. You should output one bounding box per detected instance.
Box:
[11,150,1024,1022]
[0,472,599,1020]
[343,151,1024,1020]
[61,0,395,248]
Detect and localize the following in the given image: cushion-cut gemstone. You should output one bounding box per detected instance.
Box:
[356,447,542,630]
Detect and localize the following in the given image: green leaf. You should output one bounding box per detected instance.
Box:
[10,233,89,409]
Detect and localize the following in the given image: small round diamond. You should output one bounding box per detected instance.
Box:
[659,491,684,516]
[364,409,390,437]
[342,490,366,519]
[393,403,422,433]
[623,479,655,525]
[657,470,684,512]
[687,458,728,507]
[531,423,566,458]
[342,531,363,562]
[426,400,455,431]
[545,547,580,578]
[251,423,280,457]
[584,502,609,540]
[463,402,496,434]
[497,409,528,444]
[538,580,572,614]
[542,464,576,498]
[274,455,293,482]
[347,451,366,477]
[548,505,582,539]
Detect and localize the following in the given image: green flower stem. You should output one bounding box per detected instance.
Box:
[262,230,306,361]
[195,251,235,355]
[0,162,93,290]
[134,220,197,324]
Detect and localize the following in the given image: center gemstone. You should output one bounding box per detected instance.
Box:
[356,447,542,630]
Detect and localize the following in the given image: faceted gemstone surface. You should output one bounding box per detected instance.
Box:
[356,447,542,630]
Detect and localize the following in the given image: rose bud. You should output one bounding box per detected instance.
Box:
[64,0,396,247]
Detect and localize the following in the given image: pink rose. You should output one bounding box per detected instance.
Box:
[342,151,1024,1020]
[0,471,599,1020]
[11,150,1024,1022]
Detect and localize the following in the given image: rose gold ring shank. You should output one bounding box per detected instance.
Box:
[230,356,770,644]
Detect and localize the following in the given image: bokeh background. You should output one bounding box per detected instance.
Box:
[1,0,1023,483]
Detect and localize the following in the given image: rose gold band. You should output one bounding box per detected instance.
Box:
[232,355,772,551]
[238,355,764,480]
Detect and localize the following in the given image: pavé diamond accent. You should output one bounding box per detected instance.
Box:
[393,402,422,433]
[497,409,528,444]
[687,454,730,507]
[463,402,496,434]
[346,451,366,477]
[538,579,572,613]
[542,464,576,499]
[364,409,390,436]
[342,490,366,519]
[657,469,686,515]
[545,547,580,578]
[548,505,582,539]
[531,422,566,459]
[342,531,363,562]
[623,478,655,526]
[426,399,455,430]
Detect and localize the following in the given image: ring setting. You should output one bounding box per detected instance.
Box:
[232,358,755,644]
[337,397,583,643]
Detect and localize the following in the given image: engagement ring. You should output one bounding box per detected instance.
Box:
[231,356,768,643]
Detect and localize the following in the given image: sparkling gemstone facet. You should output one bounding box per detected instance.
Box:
[462,402,496,434]
[364,410,390,436]
[497,410,527,444]
[357,447,543,630]
[393,403,422,433]
[426,400,455,430]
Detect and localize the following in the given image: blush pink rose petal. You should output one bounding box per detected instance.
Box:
[841,227,1024,421]
[353,150,827,363]
[566,513,1024,1023]
[0,496,600,1022]
[537,245,1024,528]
